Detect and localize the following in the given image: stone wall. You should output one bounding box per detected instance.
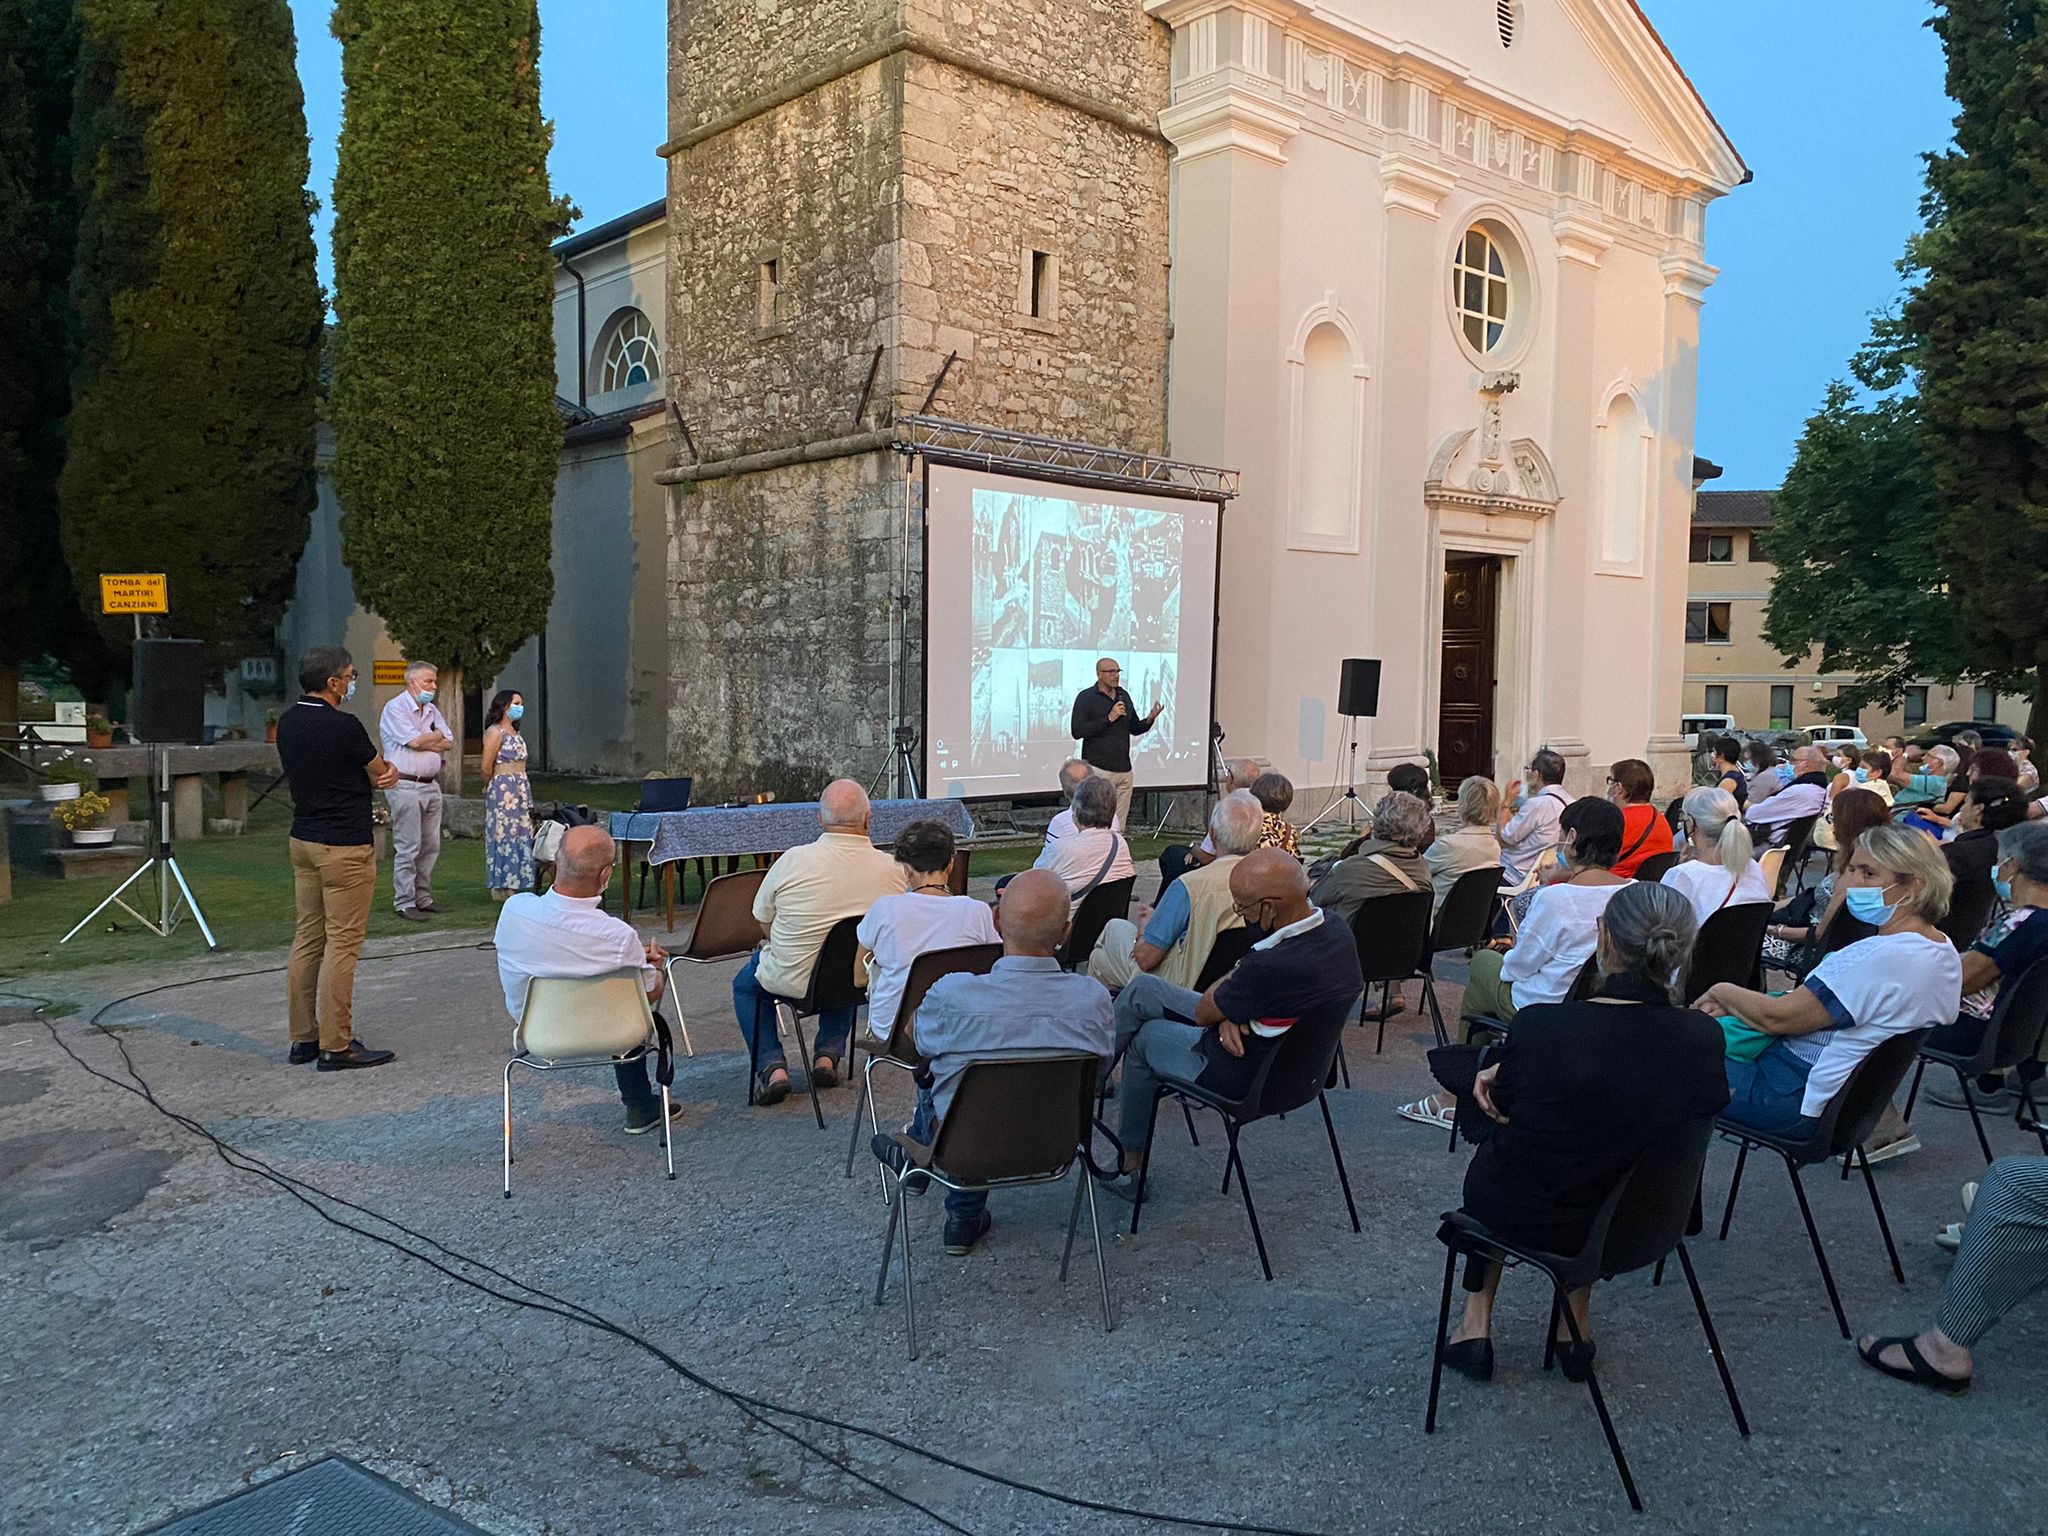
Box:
[670,0,894,138]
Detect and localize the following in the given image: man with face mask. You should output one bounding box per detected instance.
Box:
[1497,749,1571,883]
[379,659,456,920]
[277,645,401,1070]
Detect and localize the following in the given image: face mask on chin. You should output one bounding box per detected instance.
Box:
[416,688,435,704]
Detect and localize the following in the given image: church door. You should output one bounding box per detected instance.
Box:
[1438,554,1500,788]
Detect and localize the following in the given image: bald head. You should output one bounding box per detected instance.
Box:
[994,868,1071,956]
[819,778,871,832]
[1229,846,1312,932]
[554,825,616,895]
[1792,744,1828,776]
[1227,757,1259,793]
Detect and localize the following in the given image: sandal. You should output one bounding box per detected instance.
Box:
[754,1065,791,1106]
[811,1055,840,1090]
[1856,1335,1971,1396]
[1397,1095,1454,1129]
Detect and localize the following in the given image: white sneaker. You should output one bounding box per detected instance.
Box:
[1397,1095,1454,1129]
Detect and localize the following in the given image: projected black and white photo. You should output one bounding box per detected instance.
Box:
[926,464,1220,799]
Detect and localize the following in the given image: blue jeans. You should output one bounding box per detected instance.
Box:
[1722,1043,1822,1139]
[732,950,856,1073]
[1112,974,1208,1156]
[909,1086,987,1220]
[614,1059,655,1109]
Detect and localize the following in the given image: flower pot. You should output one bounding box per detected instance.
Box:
[39,782,81,802]
[71,827,116,846]
[87,731,113,748]
[265,723,278,743]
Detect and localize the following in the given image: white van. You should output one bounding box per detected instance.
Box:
[1680,713,1736,749]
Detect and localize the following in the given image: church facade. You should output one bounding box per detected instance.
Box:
[661,0,1743,800]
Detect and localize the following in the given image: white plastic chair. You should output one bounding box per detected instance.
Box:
[1757,846,1786,899]
[504,968,674,1197]
[1497,862,1544,938]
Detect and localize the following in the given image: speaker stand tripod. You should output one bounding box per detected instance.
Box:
[1301,728,1366,835]
[61,744,219,950]
[867,724,923,801]
[1149,724,1229,840]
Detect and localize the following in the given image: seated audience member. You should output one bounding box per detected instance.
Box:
[1697,825,1962,1139]
[1606,758,1675,878]
[1746,744,1830,847]
[1761,787,1889,971]
[1662,787,1770,925]
[1943,778,2030,945]
[1387,761,1433,803]
[1438,883,1730,1382]
[494,826,681,1136]
[903,868,1116,1256]
[1894,744,1954,809]
[1307,791,1435,927]
[1920,821,2048,1110]
[1033,773,1134,912]
[1044,758,1119,846]
[733,779,907,1105]
[857,819,1000,1046]
[1903,746,1969,833]
[1858,1153,2048,1396]
[1250,772,1300,857]
[1816,750,1895,853]
[1426,776,1505,915]
[1498,749,1574,882]
[1400,799,1630,1129]
[2013,737,2039,794]
[1744,741,1787,804]
[1088,791,1263,991]
[1158,757,1259,891]
[1710,736,1748,810]
[1100,850,1364,1198]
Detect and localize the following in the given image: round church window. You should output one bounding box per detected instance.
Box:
[1448,218,1533,365]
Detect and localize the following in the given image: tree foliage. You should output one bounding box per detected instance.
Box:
[59,0,323,667]
[0,0,103,692]
[328,0,572,705]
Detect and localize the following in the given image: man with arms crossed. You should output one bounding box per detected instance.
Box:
[378,659,454,921]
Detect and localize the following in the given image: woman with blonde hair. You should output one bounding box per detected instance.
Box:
[1424,775,1503,914]
[1661,786,1770,925]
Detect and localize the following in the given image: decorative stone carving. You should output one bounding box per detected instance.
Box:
[1424,424,1558,518]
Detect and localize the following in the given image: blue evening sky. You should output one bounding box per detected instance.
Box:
[287,1,1952,490]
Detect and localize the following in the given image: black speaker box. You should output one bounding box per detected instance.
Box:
[132,638,208,743]
[1338,658,1381,719]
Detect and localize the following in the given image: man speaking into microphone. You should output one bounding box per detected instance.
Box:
[1070,656,1162,830]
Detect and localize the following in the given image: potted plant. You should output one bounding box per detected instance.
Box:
[37,757,95,802]
[52,790,115,844]
[265,708,280,743]
[86,712,115,749]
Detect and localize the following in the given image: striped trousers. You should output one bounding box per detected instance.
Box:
[1937,1155,2048,1347]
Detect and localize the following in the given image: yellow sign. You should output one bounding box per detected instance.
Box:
[99,573,168,614]
[372,659,408,686]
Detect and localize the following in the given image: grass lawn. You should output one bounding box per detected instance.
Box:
[0,777,1174,978]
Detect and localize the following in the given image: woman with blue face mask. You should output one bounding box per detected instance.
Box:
[481,689,534,899]
[1695,824,1962,1140]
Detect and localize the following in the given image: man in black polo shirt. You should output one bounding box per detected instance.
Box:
[1101,848,1364,1195]
[277,645,400,1070]
[1070,656,1161,830]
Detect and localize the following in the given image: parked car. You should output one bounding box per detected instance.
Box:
[1680,713,1736,749]
[1801,724,1869,749]
[1914,720,2022,749]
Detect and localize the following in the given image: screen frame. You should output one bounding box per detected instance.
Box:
[916,451,1226,803]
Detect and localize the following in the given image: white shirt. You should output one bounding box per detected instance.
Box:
[753,830,908,998]
[1660,856,1772,928]
[378,691,452,780]
[1032,825,1135,911]
[1502,880,1627,1007]
[856,890,1001,1042]
[1499,786,1571,880]
[1045,806,1121,844]
[1793,931,1963,1118]
[494,890,655,1020]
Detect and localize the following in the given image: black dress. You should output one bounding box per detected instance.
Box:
[1460,975,1730,1257]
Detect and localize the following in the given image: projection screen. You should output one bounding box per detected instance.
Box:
[923,463,1222,800]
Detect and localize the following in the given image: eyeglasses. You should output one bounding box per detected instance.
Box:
[1231,897,1267,918]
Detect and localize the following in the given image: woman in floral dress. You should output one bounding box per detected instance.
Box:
[481,690,534,899]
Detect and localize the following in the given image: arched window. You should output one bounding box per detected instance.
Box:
[1598,391,1649,571]
[1297,324,1356,545]
[594,308,661,394]
[1452,227,1510,355]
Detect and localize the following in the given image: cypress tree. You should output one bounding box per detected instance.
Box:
[329,0,573,786]
[1902,0,2048,739]
[59,0,323,667]
[0,0,103,707]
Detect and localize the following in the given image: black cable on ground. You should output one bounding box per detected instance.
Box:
[9,948,1331,1536]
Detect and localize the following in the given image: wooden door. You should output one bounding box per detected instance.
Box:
[1438,555,1499,788]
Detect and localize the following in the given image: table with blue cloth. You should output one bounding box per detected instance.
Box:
[607,798,976,928]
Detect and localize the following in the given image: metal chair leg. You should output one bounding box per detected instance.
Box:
[843,1054,871,1179]
[1954,1067,1996,1165]
[898,1180,919,1360]
[1786,1159,1850,1338]
[1903,1058,1927,1119]
[1676,1242,1750,1437]
[1423,972,1450,1049]
[1424,1242,1459,1433]
[1060,1170,1084,1281]
[659,1080,675,1181]
[1086,1171,1114,1334]
[1227,1127,1274,1281]
[1375,981,1391,1054]
[1856,1145,1907,1285]
[783,1005,824,1130]
[1718,1140,1749,1239]
[1129,1089,1164,1236]
[1182,1099,1200,1147]
[1543,1291,1561,1372]
[874,1181,902,1306]
[1318,1092,1361,1233]
[502,1060,516,1199]
[1560,1293,1641,1512]
[1335,1039,1350,1089]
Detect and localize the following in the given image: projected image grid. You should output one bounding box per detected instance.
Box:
[969,489,1182,767]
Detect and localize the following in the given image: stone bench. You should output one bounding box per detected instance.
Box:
[43,845,149,882]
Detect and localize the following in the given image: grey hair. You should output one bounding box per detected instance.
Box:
[1598,881,1698,997]
[1058,758,1090,797]
[403,659,437,682]
[1456,775,1501,827]
[1210,790,1265,855]
[1681,786,1753,882]
[1926,745,1960,773]
[1996,820,2048,885]
[1072,773,1118,830]
[1856,823,1954,922]
[1370,790,1434,852]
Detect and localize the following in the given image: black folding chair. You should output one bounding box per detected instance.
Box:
[1682,901,1773,997]
[1346,889,1435,1057]
[1193,925,1259,992]
[1631,851,1680,883]
[1420,865,1504,1048]
[750,914,867,1130]
[1903,961,2048,1162]
[663,867,767,1064]
[1426,1115,1747,1513]
[1060,876,1135,970]
[844,941,1004,1185]
[1776,814,1822,896]
[871,1050,1118,1359]
[632,776,693,907]
[1126,991,1363,1279]
[1941,875,1998,952]
[1715,1029,1928,1337]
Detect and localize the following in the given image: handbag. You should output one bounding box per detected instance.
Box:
[1426,1041,1500,1146]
